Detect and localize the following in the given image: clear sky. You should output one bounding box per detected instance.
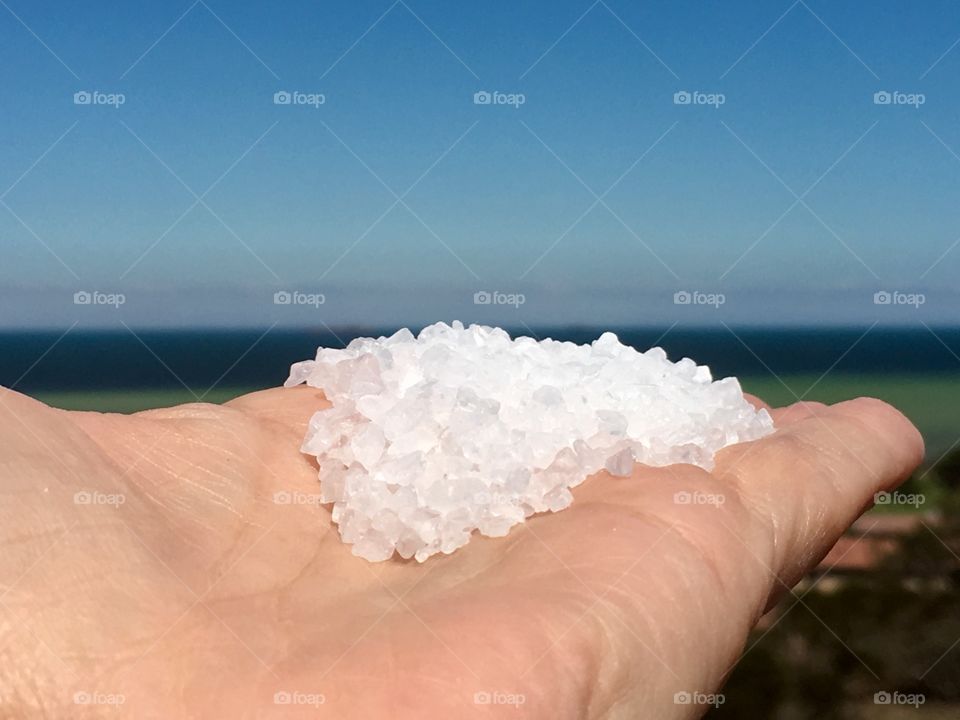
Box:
[1,0,958,328]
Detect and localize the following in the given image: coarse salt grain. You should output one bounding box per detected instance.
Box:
[285,322,774,562]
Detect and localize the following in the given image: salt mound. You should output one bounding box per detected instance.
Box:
[285,322,774,562]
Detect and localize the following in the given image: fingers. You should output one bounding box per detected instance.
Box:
[768,400,826,426]
[742,392,771,412]
[830,397,924,482]
[225,385,331,430]
[714,397,924,591]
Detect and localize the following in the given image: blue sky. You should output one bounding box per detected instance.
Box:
[1,0,959,327]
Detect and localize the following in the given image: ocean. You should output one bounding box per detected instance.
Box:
[1,325,957,391]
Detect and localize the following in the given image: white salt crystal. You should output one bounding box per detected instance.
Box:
[285,322,774,562]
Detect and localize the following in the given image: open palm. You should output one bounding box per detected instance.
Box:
[0,385,922,719]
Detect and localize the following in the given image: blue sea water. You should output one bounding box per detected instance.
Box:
[1,326,957,391]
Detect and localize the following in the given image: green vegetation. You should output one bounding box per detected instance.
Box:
[34,387,257,414]
[709,489,960,719]
[740,373,960,466]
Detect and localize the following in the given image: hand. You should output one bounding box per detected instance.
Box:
[0,386,922,718]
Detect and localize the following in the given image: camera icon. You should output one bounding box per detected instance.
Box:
[73,691,92,705]
[874,691,892,705]
[673,90,691,105]
[473,691,491,705]
[273,91,292,105]
[273,691,292,705]
[673,491,692,505]
[274,290,292,305]
[273,491,292,505]
[874,491,891,505]
[474,291,492,305]
[74,91,92,105]
[673,290,691,305]
[673,691,692,705]
[873,91,892,105]
[473,91,492,105]
[874,290,891,305]
[74,290,92,305]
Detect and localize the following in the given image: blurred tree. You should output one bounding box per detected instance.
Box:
[710,483,960,719]
[935,449,960,491]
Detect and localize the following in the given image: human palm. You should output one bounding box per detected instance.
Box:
[0,386,922,718]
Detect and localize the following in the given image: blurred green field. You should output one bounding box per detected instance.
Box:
[34,387,257,414]
[33,371,959,465]
[740,373,959,465]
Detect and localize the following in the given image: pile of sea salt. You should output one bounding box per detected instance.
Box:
[285,321,774,562]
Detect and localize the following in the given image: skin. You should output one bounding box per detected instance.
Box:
[0,386,923,719]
